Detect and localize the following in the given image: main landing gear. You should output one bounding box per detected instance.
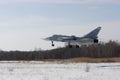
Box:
[68,42,80,48]
[68,42,72,48]
[68,45,79,48]
[51,41,80,48]
[76,45,79,48]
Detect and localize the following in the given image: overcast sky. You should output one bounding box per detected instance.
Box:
[0,0,120,51]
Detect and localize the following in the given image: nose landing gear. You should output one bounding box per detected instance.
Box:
[51,41,55,46]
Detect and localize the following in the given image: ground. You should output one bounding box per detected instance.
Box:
[0,61,120,80]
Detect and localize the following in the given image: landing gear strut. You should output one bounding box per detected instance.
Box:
[51,41,54,46]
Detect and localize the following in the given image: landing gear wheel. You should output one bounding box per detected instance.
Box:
[52,44,55,46]
[69,45,72,48]
[76,45,79,48]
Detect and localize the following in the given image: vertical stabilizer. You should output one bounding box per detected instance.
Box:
[83,27,101,39]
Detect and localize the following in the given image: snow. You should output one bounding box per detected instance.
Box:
[0,61,119,80]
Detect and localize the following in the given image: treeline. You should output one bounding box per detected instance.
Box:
[0,41,120,60]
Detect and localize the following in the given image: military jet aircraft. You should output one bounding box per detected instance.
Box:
[44,27,101,48]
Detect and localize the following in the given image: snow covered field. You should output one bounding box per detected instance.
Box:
[0,61,120,80]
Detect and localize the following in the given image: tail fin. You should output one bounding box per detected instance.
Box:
[83,27,101,39]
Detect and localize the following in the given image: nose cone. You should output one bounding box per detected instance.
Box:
[44,37,50,40]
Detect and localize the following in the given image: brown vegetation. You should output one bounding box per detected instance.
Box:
[59,57,120,63]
